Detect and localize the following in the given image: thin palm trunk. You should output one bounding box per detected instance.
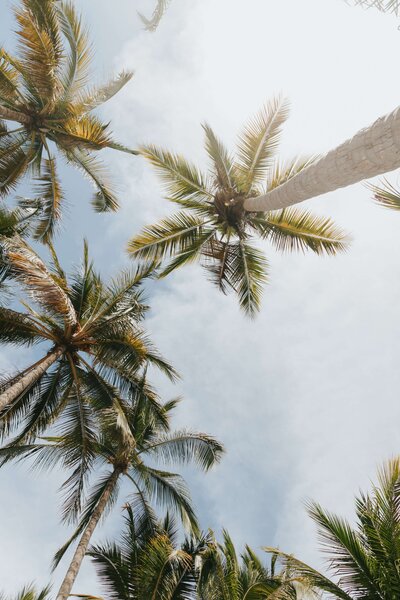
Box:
[244,104,400,212]
[0,106,30,125]
[56,468,121,600]
[0,346,64,411]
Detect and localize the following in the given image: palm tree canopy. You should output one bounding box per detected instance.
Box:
[0,0,137,241]
[128,97,349,316]
[267,458,400,599]
[0,384,224,567]
[0,239,177,472]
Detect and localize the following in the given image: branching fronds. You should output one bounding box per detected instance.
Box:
[130,99,349,315]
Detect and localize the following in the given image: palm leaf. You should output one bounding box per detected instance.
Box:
[251,209,350,255]
[76,71,133,114]
[235,96,290,192]
[203,123,235,192]
[138,0,172,31]
[4,241,78,325]
[371,179,400,210]
[32,156,63,241]
[140,145,213,201]
[127,212,209,264]
[141,430,224,471]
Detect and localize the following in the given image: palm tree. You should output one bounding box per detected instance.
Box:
[0,0,137,241]
[128,98,349,316]
[0,385,224,600]
[0,587,50,600]
[198,530,313,599]
[80,506,208,599]
[267,458,400,599]
[0,238,176,438]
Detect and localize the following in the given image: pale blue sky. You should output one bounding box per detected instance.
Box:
[2,0,400,596]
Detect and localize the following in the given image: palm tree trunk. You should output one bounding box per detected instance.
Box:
[56,468,121,600]
[0,346,64,411]
[0,106,31,125]
[244,105,400,212]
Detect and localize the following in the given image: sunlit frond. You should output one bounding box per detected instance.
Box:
[371,179,400,210]
[251,209,350,255]
[140,144,213,201]
[235,96,290,192]
[76,71,133,114]
[203,123,235,191]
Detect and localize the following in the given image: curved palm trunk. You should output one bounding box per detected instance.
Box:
[244,105,400,212]
[0,106,30,125]
[0,346,64,411]
[56,468,121,600]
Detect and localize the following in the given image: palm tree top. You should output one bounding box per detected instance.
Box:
[128,97,350,316]
[0,0,137,241]
[267,457,400,599]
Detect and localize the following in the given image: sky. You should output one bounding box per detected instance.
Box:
[2,0,400,596]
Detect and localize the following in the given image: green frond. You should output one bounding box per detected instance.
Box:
[139,144,213,201]
[56,0,92,99]
[235,96,290,192]
[32,157,64,242]
[203,123,235,192]
[159,228,217,278]
[0,52,22,105]
[370,179,400,211]
[127,212,209,264]
[142,430,224,471]
[138,0,172,31]
[251,209,350,255]
[207,240,268,318]
[0,307,44,345]
[15,0,63,106]
[62,148,119,212]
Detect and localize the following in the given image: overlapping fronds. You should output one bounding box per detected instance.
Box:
[0,0,136,237]
[371,179,400,210]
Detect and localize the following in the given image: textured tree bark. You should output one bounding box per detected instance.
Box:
[0,106,30,125]
[0,346,64,411]
[56,468,121,600]
[244,105,400,212]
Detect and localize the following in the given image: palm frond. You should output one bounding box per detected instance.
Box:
[76,71,133,114]
[235,96,290,192]
[251,209,350,255]
[203,123,235,192]
[32,157,63,241]
[127,212,208,264]
[4,241,77,325]
[140,145,213,201]
[265,156,317,192]
[142,430,224,471]
[56,1,92,99]
[138,0,172,31]
[370,179,400,210]
[15,0,63,106]
[61,148,119,212]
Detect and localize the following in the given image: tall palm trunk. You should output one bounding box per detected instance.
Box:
[56,468,121,600]
[244,105,400,212]
[0,346,64,411]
